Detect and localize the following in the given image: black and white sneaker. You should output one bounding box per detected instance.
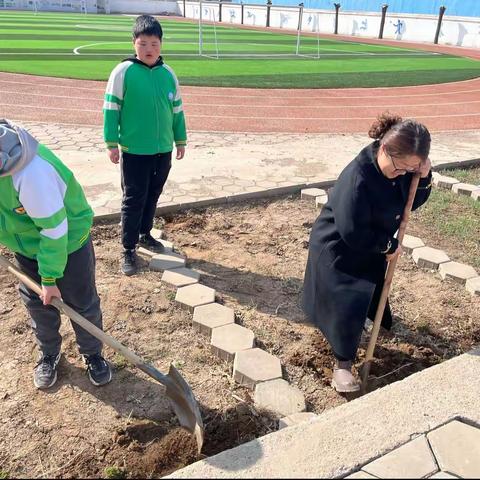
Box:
[83,354,112,386]
[34,353,61,389]
[138,233,165,254]
[121,249,138,276]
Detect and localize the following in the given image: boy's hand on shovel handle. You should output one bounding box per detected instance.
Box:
[41,285,62,306]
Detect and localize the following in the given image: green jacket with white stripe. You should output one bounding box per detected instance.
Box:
[0,144,93,286]
[103,57,187,154]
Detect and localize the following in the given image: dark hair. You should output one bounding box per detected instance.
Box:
[368,112,431,160]
[133,15,163,40]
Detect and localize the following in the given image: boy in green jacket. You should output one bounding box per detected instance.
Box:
[103,15,187,276]
[0,120,112,389]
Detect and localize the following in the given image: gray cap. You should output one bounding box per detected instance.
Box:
[0,122,22,172]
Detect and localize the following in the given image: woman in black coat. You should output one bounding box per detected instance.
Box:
[303,113,432,392]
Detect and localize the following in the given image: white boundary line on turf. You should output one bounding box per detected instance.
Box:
[70,41,440,57]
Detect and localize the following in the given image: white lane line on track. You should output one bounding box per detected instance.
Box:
[1,102,478,120]
[1,79,480,99]
[2,91,479,109]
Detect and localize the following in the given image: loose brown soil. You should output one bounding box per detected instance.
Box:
[0,195,479,478]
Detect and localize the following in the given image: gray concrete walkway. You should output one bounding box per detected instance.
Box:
[19,121,480,218]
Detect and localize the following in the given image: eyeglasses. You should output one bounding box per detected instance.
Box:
[384,149,420,173]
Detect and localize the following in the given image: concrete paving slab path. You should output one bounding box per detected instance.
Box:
[361,435,438,479]
[14,122,480,219]
[427,420,480,478]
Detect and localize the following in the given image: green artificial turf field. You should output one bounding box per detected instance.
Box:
[1,10,479,88]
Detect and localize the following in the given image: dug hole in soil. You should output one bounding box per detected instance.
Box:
[0,195,479,478]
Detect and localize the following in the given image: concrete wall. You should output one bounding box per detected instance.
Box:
[107,0,180,15]
[181,1,480,49]
[0,0,181,14]
[2,0,478,48]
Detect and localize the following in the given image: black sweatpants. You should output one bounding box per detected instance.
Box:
[15,238,103,356]
[121,151,172,250]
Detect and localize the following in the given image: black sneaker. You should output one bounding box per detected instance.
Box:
[138,233,165,253]
[34,353,61,389]
[83,354,112,386]
[121,249,137,276]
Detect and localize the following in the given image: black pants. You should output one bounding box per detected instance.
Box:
[15,239,103,356]
[121,151,172,250]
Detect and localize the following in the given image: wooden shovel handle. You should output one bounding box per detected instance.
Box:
[361,173,421,389]
[0,254,168,382]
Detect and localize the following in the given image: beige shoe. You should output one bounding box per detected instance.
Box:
[331,360,360,393]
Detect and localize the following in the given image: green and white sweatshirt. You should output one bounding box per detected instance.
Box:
[0,144,93,286]
[103,57,187,154]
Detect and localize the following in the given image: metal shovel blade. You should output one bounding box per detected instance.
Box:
[138,360,204,453]
[167,364,204,453]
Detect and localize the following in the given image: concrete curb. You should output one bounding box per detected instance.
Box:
[167,349,480,478]
[92,182,338,223]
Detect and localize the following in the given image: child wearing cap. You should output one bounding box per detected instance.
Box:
[0,119,112,389]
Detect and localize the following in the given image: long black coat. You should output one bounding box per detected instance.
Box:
[303,141,432,360]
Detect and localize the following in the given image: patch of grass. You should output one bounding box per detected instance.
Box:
[416,322,433,335]
[166,291,176,302]
[0,471,9,479]
[111,353,129,371]
[412,188,480,268]
[439,166,480,186]
[104,466,127,479]
[172,359,185,370]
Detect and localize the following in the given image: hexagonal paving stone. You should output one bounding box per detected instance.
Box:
[254,379,306,416]
[256,180,278,189]
[193,303,235,337]
[429,472,459,479]
[412,246,450,270]
[433,175,460,190]
[362,435,438,479]
[211,324,255,362]
[451,182,480,196]
[466,276,480,296]
[161,267,200,288]
[402,234,425,255]
[233,348,282,388]
[344,472,378,479]
[315,194,329,209]
[278,412,318,430]
[138,239,174,257]
[149,252,186,271]
[301,188,327,201]
[150,228,165,239]
[175,284,215,312]
[427,420,480,478]
[439,261,478,285]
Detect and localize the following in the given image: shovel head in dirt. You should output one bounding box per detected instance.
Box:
[0,254,204,453]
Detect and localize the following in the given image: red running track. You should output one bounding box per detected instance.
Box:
[0,41,479,133]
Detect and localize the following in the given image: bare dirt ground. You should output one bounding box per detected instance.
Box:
[0,195,479,479]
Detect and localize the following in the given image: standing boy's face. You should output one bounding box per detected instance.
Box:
[133,34,162,66]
